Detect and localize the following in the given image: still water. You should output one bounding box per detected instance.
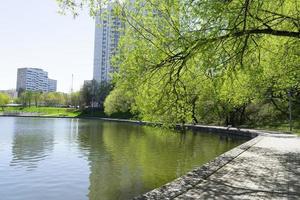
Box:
[0,117,247,200]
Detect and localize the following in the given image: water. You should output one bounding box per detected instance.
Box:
[0,117,247,200]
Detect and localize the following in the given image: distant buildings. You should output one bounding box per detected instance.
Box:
[93,3,123,84]
[16,68,57,93]
[0,89,17,99]
[48,79,57,92]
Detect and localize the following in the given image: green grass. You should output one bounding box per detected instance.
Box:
[2,106,80,117]
[2,106,299,136]
[1,106,133,119]
[257,124,300,135]
[247,120,300,136]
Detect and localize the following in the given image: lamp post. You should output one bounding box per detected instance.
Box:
[288,90,292,132]
[92,81,96,117]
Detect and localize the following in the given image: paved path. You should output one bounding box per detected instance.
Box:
[136,134,300,200]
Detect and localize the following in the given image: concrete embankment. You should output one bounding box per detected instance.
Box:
[2,113,299,199]
[134,130,300,200]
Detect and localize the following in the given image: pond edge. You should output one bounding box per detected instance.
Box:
[0,115,286,199]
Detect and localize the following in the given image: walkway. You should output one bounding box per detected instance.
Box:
[135,133,300,200]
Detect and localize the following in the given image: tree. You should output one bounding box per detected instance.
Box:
[96,82,113,109]
[80,80,113,109]
[0,93,10,111]
[43,92,65,107]
[32,91,43,107]
[80,80,96,107]
[57,0,300,125]
[70,91,81,107]
[19,91,33,107]
[104,85,133,116]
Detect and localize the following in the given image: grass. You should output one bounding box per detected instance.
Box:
[1,106,133,119]
[2,106,80,117]
[244,120,300,136]
[1,106,299,136]
[256,122,300,135]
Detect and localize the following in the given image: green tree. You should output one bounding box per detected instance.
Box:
[57,0,300,125]
[32,91,43,107]
[70,91,81,107]
[80,80,96,107]
[96,82,113,109]
[0,93,10,111]
[19,91,33,107]
[104,85,133,116]
[80,80,113,109]
[43,92,65,107]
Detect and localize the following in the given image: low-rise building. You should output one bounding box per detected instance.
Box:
[16,68,57,94]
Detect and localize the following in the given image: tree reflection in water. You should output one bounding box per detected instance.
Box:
[76,121,246,200]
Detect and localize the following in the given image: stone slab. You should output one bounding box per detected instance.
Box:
[135,133,300,200]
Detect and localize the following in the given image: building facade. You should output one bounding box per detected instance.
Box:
[93,3,123,84]
[16,68,57,93]
[48,79,57,92]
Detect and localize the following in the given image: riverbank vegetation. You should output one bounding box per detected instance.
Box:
[3,106,79,117]
[11,0,298,133]
[10,80,112,109]
[0,93,10,111]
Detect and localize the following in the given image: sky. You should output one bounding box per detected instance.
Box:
[0,0,95,92]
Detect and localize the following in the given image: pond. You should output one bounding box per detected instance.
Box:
[0,117,247,200]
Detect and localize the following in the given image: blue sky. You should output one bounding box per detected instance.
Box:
[0,0,95,92]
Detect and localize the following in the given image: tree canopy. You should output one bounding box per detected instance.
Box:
[0,93,10,110]
[57,0,300,125]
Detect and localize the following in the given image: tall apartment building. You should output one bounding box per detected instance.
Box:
[16,68,57,93]
[93,3,123,84]
[48,79,57,92]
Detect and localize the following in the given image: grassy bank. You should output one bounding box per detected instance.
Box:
[2,106,80,117]
[1,106,133,119]
[1,106,299,136]
[255,122,300,136]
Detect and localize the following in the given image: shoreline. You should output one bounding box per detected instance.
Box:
[0,114,288,140]
[133,135,264,199]
[136,132,299,199]
[0,114,281,138]
[0,114,297,199]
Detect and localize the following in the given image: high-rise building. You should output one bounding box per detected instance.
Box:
[16,68,57,93]
[93,3,123,84]
[48,79,57,92]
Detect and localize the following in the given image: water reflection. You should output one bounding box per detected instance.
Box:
[75,121,247,200]
[76,121,118,200]
[10,118,54,170]
[0,117,247,200]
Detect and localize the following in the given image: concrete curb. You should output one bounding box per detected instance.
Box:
[133,136,263,200]
[0,115,291,199]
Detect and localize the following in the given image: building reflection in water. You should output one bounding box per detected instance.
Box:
[2,117,247,200]
[10,117,54,170]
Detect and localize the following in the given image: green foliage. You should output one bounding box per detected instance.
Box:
[17,91,67,107]
[57,0,300,127]
[43,92,66,106]
[109,0,299,125]
[80,80,113,108]
[104,86,133,116]
[4,106,80,117]
[0,93,10,110]
[70,91,81,107]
